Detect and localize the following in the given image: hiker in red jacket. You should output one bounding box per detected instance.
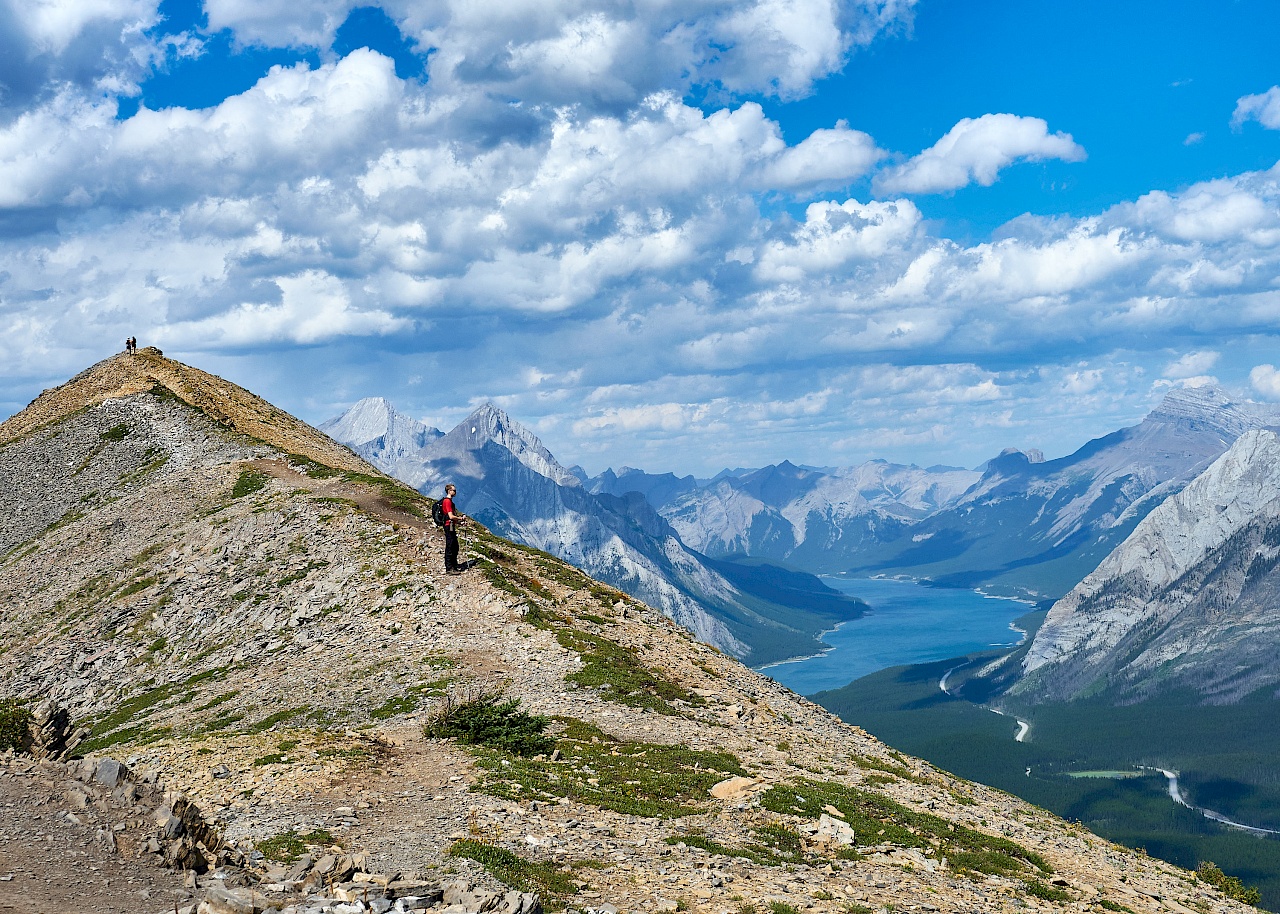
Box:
[441,484,466,573]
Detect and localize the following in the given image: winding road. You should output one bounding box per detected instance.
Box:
[1139,767,1280,836]
[938,663,1029,742]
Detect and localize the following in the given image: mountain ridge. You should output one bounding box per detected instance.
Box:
[1013,427,1280,704]
[0,352,1249,914]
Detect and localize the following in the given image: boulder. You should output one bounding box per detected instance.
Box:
[816,813,856,846]
[197,885,258,914]
[709,776,757,800]
[94,758,125,788]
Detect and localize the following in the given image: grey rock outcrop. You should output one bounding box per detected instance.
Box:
[1016,428,1280,702]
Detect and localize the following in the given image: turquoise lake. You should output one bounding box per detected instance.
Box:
[758,577,1030,696]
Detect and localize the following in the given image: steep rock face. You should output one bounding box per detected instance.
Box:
[318,397,442,476]
[852,386,1280,597]
[1015,429,1280,703]
[412,403,581,490]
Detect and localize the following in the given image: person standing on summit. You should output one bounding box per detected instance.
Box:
[441,483,466,574]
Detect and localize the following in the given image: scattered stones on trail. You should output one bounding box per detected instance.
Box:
[0,352,1261,914]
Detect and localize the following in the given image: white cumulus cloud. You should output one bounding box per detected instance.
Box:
[1163,350,1219,379]
[1232,86,1280,130]
[873,113,1085,195]
[1250,364,1280,400]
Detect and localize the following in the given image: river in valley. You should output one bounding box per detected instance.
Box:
[757,577,1031,696]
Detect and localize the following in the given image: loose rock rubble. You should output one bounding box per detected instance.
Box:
[3,750,542,914]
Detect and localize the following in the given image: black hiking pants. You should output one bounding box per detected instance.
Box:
[444,525,460,571]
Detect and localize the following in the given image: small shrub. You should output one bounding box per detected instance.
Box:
[424,691,553,756]
[1197,862,1261,906]
[0,700,31,753]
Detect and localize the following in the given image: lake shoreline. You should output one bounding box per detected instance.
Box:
[756,576,1032,694]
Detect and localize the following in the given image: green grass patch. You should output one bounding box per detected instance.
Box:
[193,691,238,712]
[340,470,428,517]
[557,628,702,715]
[477,547,556,602]
[256,829,338,863]
[286,454,341,480]
[100,423,130,441]
[278,560,328,587]
[448,839,576,906]
[669,823,810,867]
[231,469,269,499]
[246,706,311,733]
[79,679,189,751]
[471,717,745,818]
[119,449,169,485]
[254,753,287,766]
[760,779,1050,880]
[1021,879,1071,901]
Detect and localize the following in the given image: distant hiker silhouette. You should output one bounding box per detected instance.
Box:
[125,336,137,353]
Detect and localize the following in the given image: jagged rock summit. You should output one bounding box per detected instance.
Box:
[319,396,444,482]
[0,353,1258,914]
[319,396,442,453]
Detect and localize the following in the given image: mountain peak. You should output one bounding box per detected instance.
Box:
[1,349,373,476]
[321,397,443,463]
[1145,383,1277,442]
[442,403,580,487]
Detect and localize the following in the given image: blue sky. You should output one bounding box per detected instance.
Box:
[0,0,1278,476]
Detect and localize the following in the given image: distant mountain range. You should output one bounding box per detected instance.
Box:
[846,386,1280,598]
[322,385,1280,672]
[323,399,865,666]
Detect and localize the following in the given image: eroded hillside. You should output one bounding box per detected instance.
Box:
[0,353,1258,914]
